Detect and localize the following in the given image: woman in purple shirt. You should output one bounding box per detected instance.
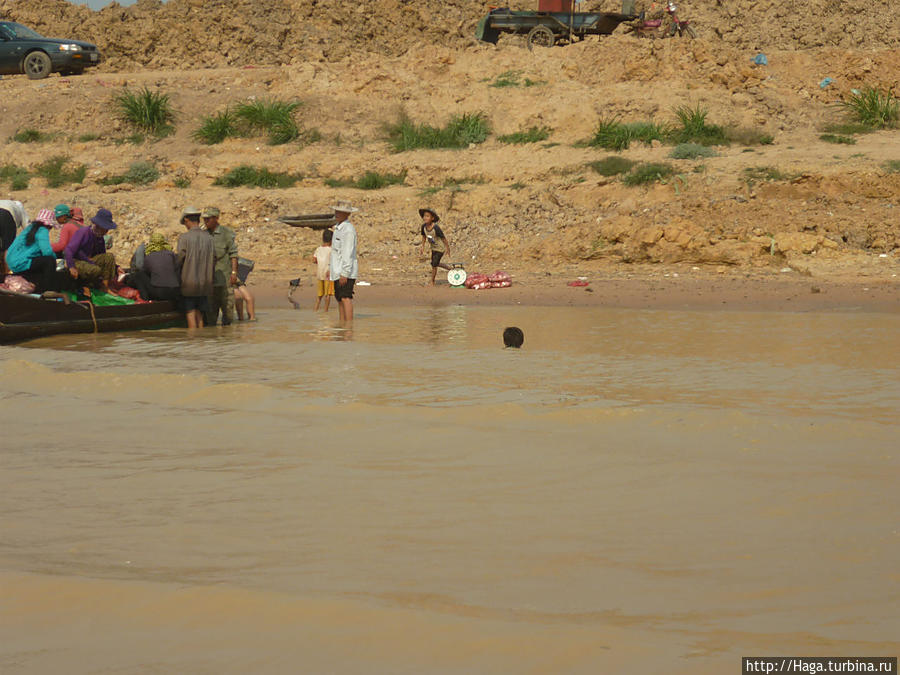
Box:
[63,208,119,291]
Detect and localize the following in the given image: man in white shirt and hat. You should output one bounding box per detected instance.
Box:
[329,200,359,322]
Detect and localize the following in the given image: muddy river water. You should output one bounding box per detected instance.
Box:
[1,306,897,673]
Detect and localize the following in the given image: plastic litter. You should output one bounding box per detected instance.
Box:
[819,77,833,89]
[356,281,371,286]
[752,53,768,66]
[567,280,589,287]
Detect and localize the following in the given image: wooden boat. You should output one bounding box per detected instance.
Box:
[278,213,335,229]
[0,289,181,344]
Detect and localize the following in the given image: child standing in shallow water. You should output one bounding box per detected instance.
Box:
[312,229,333,311]
[419,208,450,286]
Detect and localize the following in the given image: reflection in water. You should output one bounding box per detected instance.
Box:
[1,306,898,673]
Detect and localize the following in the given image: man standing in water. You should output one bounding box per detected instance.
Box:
[201,206,238,326]
[330,200,359,323]
[176,206,214,329]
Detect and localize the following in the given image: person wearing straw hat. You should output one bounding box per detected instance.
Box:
[63,208,119,291]
[329,199,359,322]
[176,206,214,329]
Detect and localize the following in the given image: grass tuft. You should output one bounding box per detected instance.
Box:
[669,143,718,159]
[498,126,551,144]
[386,112,490,151]
[743,166,797,185]
[193,109,238,145]
[489,70,542,88]
[12,128,53,143]
[77,133,101,142]
[623,163,676,186]
[589,118,632,151]
[588,156,637,176]
[726,127,774,146]
[325,170,407,190]
[819,133,856,145]
[672,104,727,145]
[100,161,160,186]
[33,155,87,188]
[213,165,301,189]
[821,122,874,135]
[0,164,31,190]
[234,99,301,145]
[114,87,175,136]
[883,160,900,173]
[838,87,899,129]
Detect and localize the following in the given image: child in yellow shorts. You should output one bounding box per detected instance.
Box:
[312,229,333,311]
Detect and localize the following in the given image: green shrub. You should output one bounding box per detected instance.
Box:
[821,122,873,135]
[669,142,718,159]
[623,162,676,186]
[498,126,551,144]
[114,87,175,136]
[386,112,490,151]
[819,133,856,145]
[174,177,192,188]
[0,164,30,190]
[33,155,87,188]
[193,109,238,145]
[325,170,406,190]
[588,156,637,176]
[883,160,900,173]
[838,87,899,129]
[672,103,727,145]
[12,128,52,143]
[100,161,160,186]
[77,133,100,142]
[213,165,300,189]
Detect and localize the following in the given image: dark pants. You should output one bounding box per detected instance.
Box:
[0,209,15,251]
[19,256,60,292]
[127,270,181,303]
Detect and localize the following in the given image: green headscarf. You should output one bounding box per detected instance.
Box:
[145,232,172,254]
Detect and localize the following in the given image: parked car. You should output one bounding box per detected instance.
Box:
[0,21,101,79]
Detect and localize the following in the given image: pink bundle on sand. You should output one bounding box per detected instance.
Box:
[464,271,511,290]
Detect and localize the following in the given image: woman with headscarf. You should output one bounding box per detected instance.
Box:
[129,232,181,302]
[51,205,85,256]
[4,209,62,292]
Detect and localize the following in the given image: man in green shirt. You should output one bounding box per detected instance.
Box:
[201,206,238,326]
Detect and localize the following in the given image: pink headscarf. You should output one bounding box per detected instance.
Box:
[36,208,60,228]
[70,207,85,225]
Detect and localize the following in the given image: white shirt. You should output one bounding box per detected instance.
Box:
[330,220,358,280]
[313,245,331,281]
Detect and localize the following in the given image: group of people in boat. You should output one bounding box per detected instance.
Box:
[0,200,254,327]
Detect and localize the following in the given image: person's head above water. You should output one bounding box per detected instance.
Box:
[503,327,524,349]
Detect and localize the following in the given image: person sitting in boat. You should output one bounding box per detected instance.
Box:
[0,200,28,277]
[4,209,63,292]
[127,232,181,303]
[63,208,119,292]
[51,204,84,257]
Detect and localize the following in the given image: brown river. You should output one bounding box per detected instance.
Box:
[1,306,898,674]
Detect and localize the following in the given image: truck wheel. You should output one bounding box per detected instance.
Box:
[527,25,555,50]
[23,51,52,79]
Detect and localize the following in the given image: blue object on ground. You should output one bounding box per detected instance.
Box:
[752,53,768,65]
[819,77,834,89]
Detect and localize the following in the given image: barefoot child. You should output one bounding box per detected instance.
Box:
[312,229,334,311]
[419,208,450,286]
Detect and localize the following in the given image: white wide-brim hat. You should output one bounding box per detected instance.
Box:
[330,200,359,214]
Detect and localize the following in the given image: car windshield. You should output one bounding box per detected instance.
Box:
[1,23,45,39]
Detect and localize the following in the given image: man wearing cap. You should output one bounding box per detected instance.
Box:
[201,206,239,326]
[51,203,83,255]
[176,206,214,329]
[330,200,359,322]
[63,208,119,291]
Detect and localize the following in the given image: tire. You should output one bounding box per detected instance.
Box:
[527,25,555,50]
[23,51,52,80]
